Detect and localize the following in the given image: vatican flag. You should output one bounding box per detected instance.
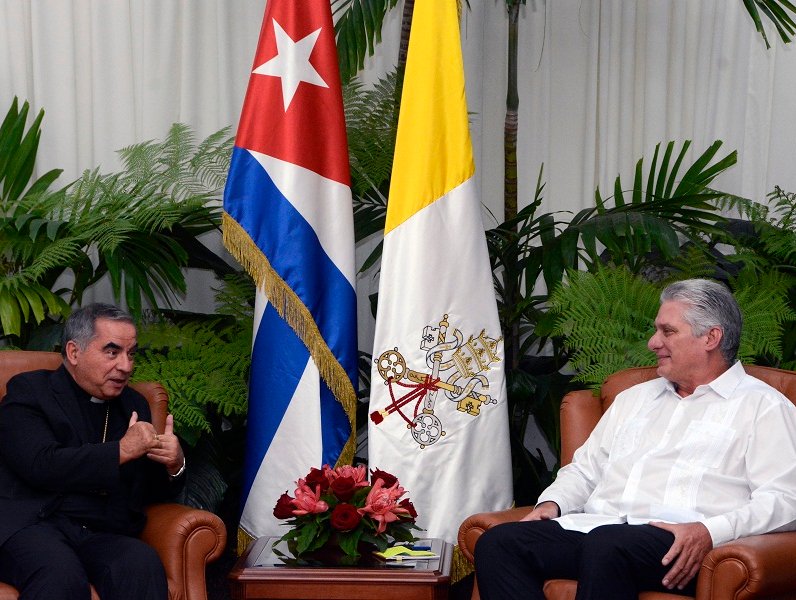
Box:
[367,0,513,545]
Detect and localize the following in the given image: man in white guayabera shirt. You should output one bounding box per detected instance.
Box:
[474,278,796,599]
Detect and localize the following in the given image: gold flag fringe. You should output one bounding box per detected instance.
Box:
[237,526,256,556]
[222,212,356,468]
[452,545,474,584]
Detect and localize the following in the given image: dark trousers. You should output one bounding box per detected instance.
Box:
[474,520,697,600]
[0,516,167,600]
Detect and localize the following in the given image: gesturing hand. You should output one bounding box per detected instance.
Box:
[119,411,159,464]
[651,521,713,590]
[145,414,185,475]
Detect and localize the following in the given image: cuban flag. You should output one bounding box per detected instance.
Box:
[222,0,358,543]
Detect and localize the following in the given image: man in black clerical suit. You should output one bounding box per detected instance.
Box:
[0,303,186,600]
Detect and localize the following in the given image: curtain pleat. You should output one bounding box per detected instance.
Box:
[1,0,795,312]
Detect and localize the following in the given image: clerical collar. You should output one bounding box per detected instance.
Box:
[89,396,107,404]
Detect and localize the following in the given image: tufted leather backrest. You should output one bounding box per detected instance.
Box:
[559,364,796,466]
[0,350,169,434]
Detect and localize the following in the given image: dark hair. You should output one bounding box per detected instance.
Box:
[61,303,135,357]
[660,279,742,365]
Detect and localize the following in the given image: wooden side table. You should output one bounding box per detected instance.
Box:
[228,536,452,600]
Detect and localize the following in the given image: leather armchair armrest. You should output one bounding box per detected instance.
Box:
[141,503,227,600]
[458,506,533,564]
[697,531,796,600]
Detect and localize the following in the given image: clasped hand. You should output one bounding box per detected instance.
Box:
[119,412,185,475]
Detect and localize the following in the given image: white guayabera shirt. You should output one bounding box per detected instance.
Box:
[538,362,796,546]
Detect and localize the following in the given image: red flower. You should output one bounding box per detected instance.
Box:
[398,498,417,520]
[330,503,362,531]
[274,465,418,559]
[273,492,296,519]
[370,468,398,488]
[329,476,357,501]
[305,467,330,492]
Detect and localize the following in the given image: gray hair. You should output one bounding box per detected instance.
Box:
[61,303,135,356]
[660,279,742,365]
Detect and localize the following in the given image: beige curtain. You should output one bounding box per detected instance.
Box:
[468,0,796,220]
[2,0,795,315]
[0,0,264,181]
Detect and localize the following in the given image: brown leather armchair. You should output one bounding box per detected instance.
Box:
[0,350,228,600]
[458,365,796,600]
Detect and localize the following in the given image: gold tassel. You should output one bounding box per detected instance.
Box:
[451,545,475,584]
[237,526,256,556]
[222,213,357,466]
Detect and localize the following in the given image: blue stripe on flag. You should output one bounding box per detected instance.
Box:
[225,147,358,386]
[241,302,351,504]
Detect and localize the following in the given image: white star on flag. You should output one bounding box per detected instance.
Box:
[253,19,329,111]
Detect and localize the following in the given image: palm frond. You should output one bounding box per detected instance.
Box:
[560,141,733,283]
[0,98,63,208]
[0,275,70,336]
[332,0,400,84]
[742,0,796,47]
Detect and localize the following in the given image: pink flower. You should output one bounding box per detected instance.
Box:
[291,479,329,516]
[326,464,369,487]
[358,479,410,534]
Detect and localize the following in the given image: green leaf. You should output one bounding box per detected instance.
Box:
[296,520,321,555]
[333,0,400,84]
[0,289,22,337]
[337,529,364,556]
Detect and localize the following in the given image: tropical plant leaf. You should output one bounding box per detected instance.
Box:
[743,0,796,47]
[333,0,400,84]
[0,276,70,336]
[1,112,235,341]
[733,271,796,363]
[549,267,795,388]
[132,278,253,443]
[549,267,660,388]
[568,141,733,281]
[345,70,398,245]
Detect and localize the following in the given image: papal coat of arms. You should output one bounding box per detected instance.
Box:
[370,314,503,448]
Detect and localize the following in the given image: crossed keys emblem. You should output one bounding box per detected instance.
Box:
[370,314,502,448]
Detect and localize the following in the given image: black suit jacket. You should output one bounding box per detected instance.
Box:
[0,366,174,547]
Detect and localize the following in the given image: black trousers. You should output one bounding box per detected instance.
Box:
[474,520,697,600]
[0,516,167,600]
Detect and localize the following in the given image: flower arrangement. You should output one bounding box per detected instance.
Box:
[273,464,419,558]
